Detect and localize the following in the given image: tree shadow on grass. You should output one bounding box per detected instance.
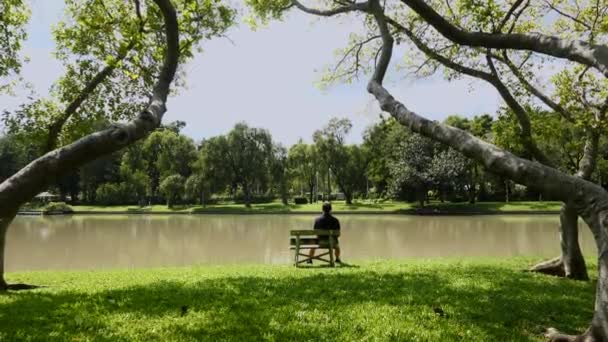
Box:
[0,265,594,341]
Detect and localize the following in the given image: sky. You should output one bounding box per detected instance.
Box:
[0,0,503,146]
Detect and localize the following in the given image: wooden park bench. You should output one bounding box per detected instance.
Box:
[290,230,340,267]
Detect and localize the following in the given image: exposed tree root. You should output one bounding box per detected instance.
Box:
[546,328,578,342]
[530,257,566,277]
[530,257,589,281]
[545,327,600,342]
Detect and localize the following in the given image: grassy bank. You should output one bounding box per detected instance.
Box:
[1,259,594,341]
[66,200,563,214]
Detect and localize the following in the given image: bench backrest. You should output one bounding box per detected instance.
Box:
[290,229,340,236]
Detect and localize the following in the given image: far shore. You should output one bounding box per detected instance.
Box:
[18,200,563,216]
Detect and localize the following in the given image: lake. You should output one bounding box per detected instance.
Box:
[5,214,597,271]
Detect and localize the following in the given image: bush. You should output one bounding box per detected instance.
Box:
[43,202,73,214]
[293,197,308,205]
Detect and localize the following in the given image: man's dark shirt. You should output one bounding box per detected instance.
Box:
[314,213,340,231]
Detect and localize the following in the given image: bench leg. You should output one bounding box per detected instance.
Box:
[329,237,335,267]
[294,236,300,267]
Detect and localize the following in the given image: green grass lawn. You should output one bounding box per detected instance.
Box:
[0,259,594,341]
[69,200,563,214]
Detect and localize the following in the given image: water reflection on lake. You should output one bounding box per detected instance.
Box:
[5,214,597,271]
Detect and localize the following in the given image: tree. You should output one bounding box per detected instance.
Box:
[429,147,471,203]
[0,0,29,91]
[151,129,197,179]
[388,134,434,206]
[288,141,319,204]
[195,135,233,198]
[225,123,273,207]
[159,174,184,208]
[185,173,206,206]
[313,117,352,200]
[270,144,290,205]
[332,144,369,204]
[363,117,410,197]
[0,134,30,183]
[122,170,150,207]
[80,152,122,203]
[140,130,197,197]
[95,183,125,206]
[0,0,235,290]
[251,0,608,339]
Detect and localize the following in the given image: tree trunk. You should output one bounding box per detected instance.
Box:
[327,167,331,200]
[530,204,589,280]
[345,191,353,205]
[546,210,608,342]
[0,210,16,290]
[418,186,425,207]
[243,182,251,208]
[531,132,598,280]
[309,182,314,204]
[281,183,288,205]
[468,184,476,204]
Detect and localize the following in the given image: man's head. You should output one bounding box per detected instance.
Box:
[322,202,332,214]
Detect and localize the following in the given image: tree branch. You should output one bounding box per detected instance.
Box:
[497,0,525,33]
[385,16,551,165]
[485,53,552,166]
[291,0,369,16]
[542,0,591,30]
[496,51,575,123]
[399,0,608,76]
[386,17,493,81]
[368,0,392,84]
[508,0,530,34]
[576,129,599,180]
[45,40,137,152]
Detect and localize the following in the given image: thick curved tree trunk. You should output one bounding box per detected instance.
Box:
[531,132,599,280]
[0,0,179,290]
[0,211,17,290]
[531,204,588,280]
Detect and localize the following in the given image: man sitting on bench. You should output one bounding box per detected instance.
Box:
[308,202,341,264]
